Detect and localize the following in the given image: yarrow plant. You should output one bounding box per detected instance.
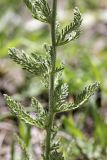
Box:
[4,0,100,160]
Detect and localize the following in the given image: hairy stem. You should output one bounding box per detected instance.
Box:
[45,0,57,160]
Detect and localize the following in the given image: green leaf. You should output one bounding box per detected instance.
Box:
[31,97,45,114]
[54,82,68,111]
[4,94,44,128]
[31,97,47,125]
[55,63,64,73]
[19,120,31,146]
[70,82,100,110]
[56,7,82,46]
[24,0,51,23]
[56,82,100,112]
[50,151,64,160]
[8,48,50,77]
[54,64,64,88]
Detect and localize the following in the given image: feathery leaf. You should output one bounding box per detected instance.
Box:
[4,94,45,128]
[50,151,64,160]
[54,82,69,111]
[31,97,45,114]
[24,0,51,23]
[56,7,82,46]
[56,82,100,112]
[8,48,50,77]
[31,97,47,126]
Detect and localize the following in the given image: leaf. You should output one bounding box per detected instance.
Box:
[19,120,31,146]
[54,82,69,111]
[44,44,53,55]
[15,134,32,160]
[8,48,50,77]
[55,63,64,73]
[70,82,100,110]
[56,82,100,112]
[56,7,82,46]
[50,151,64,160]
[31,97,45,114]
[24,0,51,23]
[4,94,45,128]
[54,65,64,88]
[31,97,47,124]
[50,139,60,151]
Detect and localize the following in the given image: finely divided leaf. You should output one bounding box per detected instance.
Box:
[70,82,100,110]
[54,82,69,111]
[31,97,45,114]
[4,94,44,128]
[31,97,47,125]
[24,0,51,23]
[56,82,100,112]
[50,151,64,160]
[56,7,82,46]
[8,48,50,77]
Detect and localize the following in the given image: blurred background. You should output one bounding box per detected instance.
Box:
[0,0,107,159]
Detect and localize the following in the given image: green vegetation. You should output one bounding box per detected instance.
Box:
[4,0,100,160]
[0,0,107,160]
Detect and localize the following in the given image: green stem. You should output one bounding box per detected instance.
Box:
[45,0,57,160]
[11,139,15,160]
